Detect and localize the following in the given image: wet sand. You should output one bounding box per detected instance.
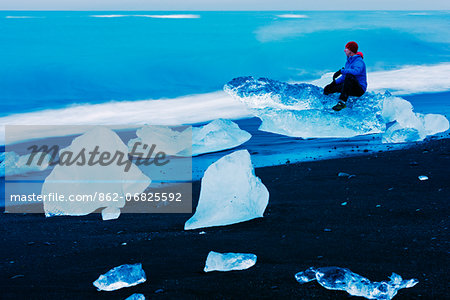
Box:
[1,138,449,299]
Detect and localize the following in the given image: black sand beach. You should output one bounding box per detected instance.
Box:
[1,138,449,299]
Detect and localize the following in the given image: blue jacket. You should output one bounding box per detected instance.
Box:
[335,54,367,91]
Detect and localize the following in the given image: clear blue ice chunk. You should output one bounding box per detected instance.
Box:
[204,251,257,272]
[93,263,147,291]
[184,150,269,230]
[192,119,251,156]
[125,293,146,300]
[295,266,418,299]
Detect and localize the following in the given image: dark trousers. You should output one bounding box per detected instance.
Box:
[323,74,365,101]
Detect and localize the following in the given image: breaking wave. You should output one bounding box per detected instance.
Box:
[89,14,200,19]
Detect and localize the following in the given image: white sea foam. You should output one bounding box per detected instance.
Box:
[90,15,127,18]
[255,16,450,43]
[5,16,45,19]
[406,12,431,16]
[137,14,200,19]
[90,14,200,19]
[0,91,251,144]
[308,63,450,95]
[276,14,309,19]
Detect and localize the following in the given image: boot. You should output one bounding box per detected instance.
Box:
[332,100,346,111]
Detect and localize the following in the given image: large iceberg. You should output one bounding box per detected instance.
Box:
[42,126,151,218]
[204,251,257,272]
[185,150,269,230]
[93,263,147,291]
[295,266,418,300]
[192,119,251,156]
[224,76,449,141]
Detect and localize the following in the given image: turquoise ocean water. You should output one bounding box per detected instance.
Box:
[1,11,449,115]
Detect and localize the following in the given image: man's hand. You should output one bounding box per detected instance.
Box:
[333,69,342,80]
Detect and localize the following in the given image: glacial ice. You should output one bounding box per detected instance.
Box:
[382,123,422,143]
[224,76,449,141]
[192,119,251,156]
[204,251,257,272]
[128,125,192,157]
[43,126,151,218]
[184,150,269,230]
[295,266,418,300]
[225,76,326,111]
[0,151,51,177]
[125,293,146,300]
[129,119,251,157]
[381,97,449,143]
[101,206,121,221]
[93,263,147,291]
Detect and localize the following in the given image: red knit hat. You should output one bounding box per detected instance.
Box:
[345,41,358,54]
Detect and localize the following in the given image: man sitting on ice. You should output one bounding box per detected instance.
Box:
[323,41,367,111]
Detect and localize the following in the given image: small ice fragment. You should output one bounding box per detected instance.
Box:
[376,205,381,208]
[204,251,257,272]
[338,172,350,177]
[418,175,428,181]
[93,263,146,291]
[295,266,418,299]
[199,231,206,235]
[121,242,127,246]
[348,174,356,179]
[324,228,332,232]
[125,293,145,300]
[341,202,347,206]
[10,274,25,279]
[102,207,121,221]
[154,289,164,294]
